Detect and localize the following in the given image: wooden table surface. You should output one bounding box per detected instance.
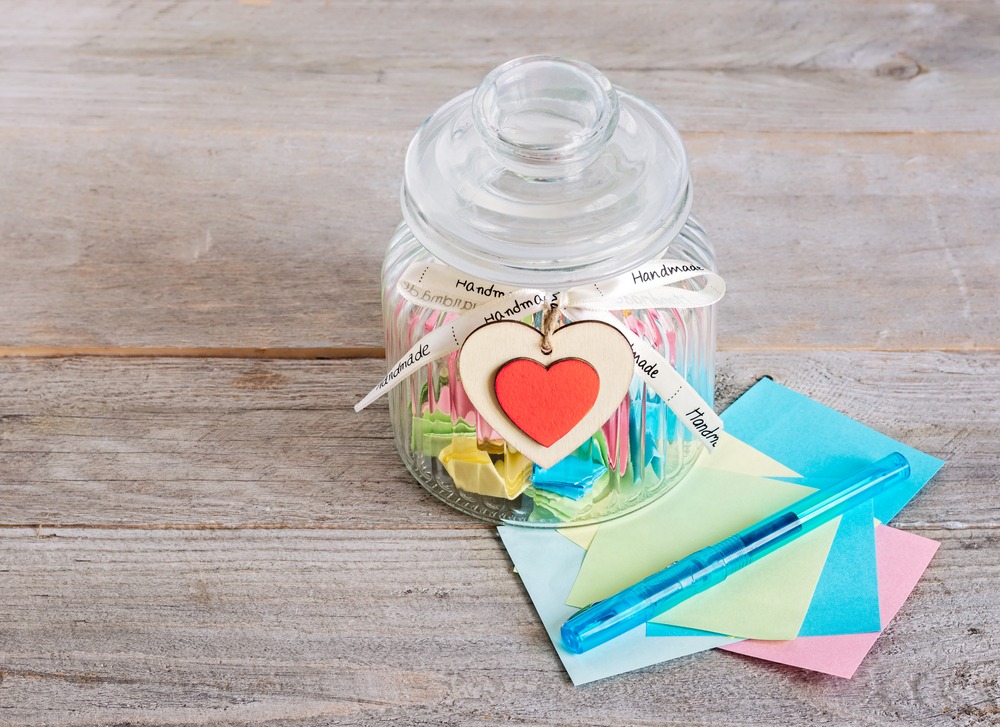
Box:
[2,2,998,725]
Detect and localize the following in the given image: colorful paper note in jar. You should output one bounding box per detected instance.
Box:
[356,56,726,526]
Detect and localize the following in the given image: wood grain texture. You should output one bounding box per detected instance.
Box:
[1,1,998,350]
[0,525,996,726]
[1,129,996,350]
[0,351,995,530]
[3,1,999,134]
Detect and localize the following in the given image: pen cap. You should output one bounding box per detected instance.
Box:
[788,452,911,529]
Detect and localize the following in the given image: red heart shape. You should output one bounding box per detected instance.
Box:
[494,358,600,448]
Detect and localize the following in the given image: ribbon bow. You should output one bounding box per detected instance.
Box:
[355,259,726,452]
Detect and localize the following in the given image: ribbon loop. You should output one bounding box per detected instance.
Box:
[397,263,520,311]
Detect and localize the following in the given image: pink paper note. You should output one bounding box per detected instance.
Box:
[720,525,939,678]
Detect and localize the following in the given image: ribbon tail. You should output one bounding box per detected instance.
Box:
[354,290,548,412]
[572,310,723,453]
[353,321,462,412]
[629,337,723,453]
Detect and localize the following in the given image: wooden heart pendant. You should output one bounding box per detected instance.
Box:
[458,320,634,469]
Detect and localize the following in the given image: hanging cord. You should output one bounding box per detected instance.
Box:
[540,294,563,355]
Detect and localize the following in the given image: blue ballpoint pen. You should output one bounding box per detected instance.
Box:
[560,452,912,654]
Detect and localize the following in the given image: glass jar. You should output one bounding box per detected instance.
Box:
[380,56,719,526]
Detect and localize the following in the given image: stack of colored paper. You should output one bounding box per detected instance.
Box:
[499,378,943,685]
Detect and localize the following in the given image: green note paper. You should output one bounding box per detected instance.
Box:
[565,464,837,640]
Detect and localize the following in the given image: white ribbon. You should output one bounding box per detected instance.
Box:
[355,259,727,452]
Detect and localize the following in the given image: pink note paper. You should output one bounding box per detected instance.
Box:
[720,525,939,678]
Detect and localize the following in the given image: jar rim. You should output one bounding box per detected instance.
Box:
[471,56,621,176]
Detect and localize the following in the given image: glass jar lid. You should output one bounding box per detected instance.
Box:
[401,55,693,288]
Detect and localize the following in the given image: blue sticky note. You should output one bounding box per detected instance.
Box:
[797,501,880,635]
[644,622,726,638]
[723,378,944,523]
[723,378,943,635]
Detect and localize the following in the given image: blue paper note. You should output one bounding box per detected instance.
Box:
[498,526,736,685]
[532,454,608,500]
[723,378,944,523]
[651,378,942,639]
[797,501,880,635]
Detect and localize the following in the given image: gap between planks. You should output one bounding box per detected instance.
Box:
[0,522,989,533]
[0,344,997,360]
[1,127,998,138]
[0,346,385,359]
[0,523,495,532]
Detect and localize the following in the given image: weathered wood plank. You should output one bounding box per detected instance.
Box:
[0,525,995,725]
[0,127,401,350]
[3,1,998,134]
[0,351,994,529]
[1,0,998,351]
[0,130,996,350]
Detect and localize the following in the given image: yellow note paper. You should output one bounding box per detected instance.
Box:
[700,432,803,480]
[558,524,601,551]
[439,438,532,500]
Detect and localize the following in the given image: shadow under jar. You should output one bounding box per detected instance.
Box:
[380,56,720,526]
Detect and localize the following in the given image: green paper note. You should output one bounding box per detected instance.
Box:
[565,465,838,640]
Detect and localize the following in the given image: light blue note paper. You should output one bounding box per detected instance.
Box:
[498,526,736,685]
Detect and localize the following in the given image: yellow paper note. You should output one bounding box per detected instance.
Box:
[565,466,837,640]
[700,432,803,480]
[558,524,601,550]
[439,438,532,500]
